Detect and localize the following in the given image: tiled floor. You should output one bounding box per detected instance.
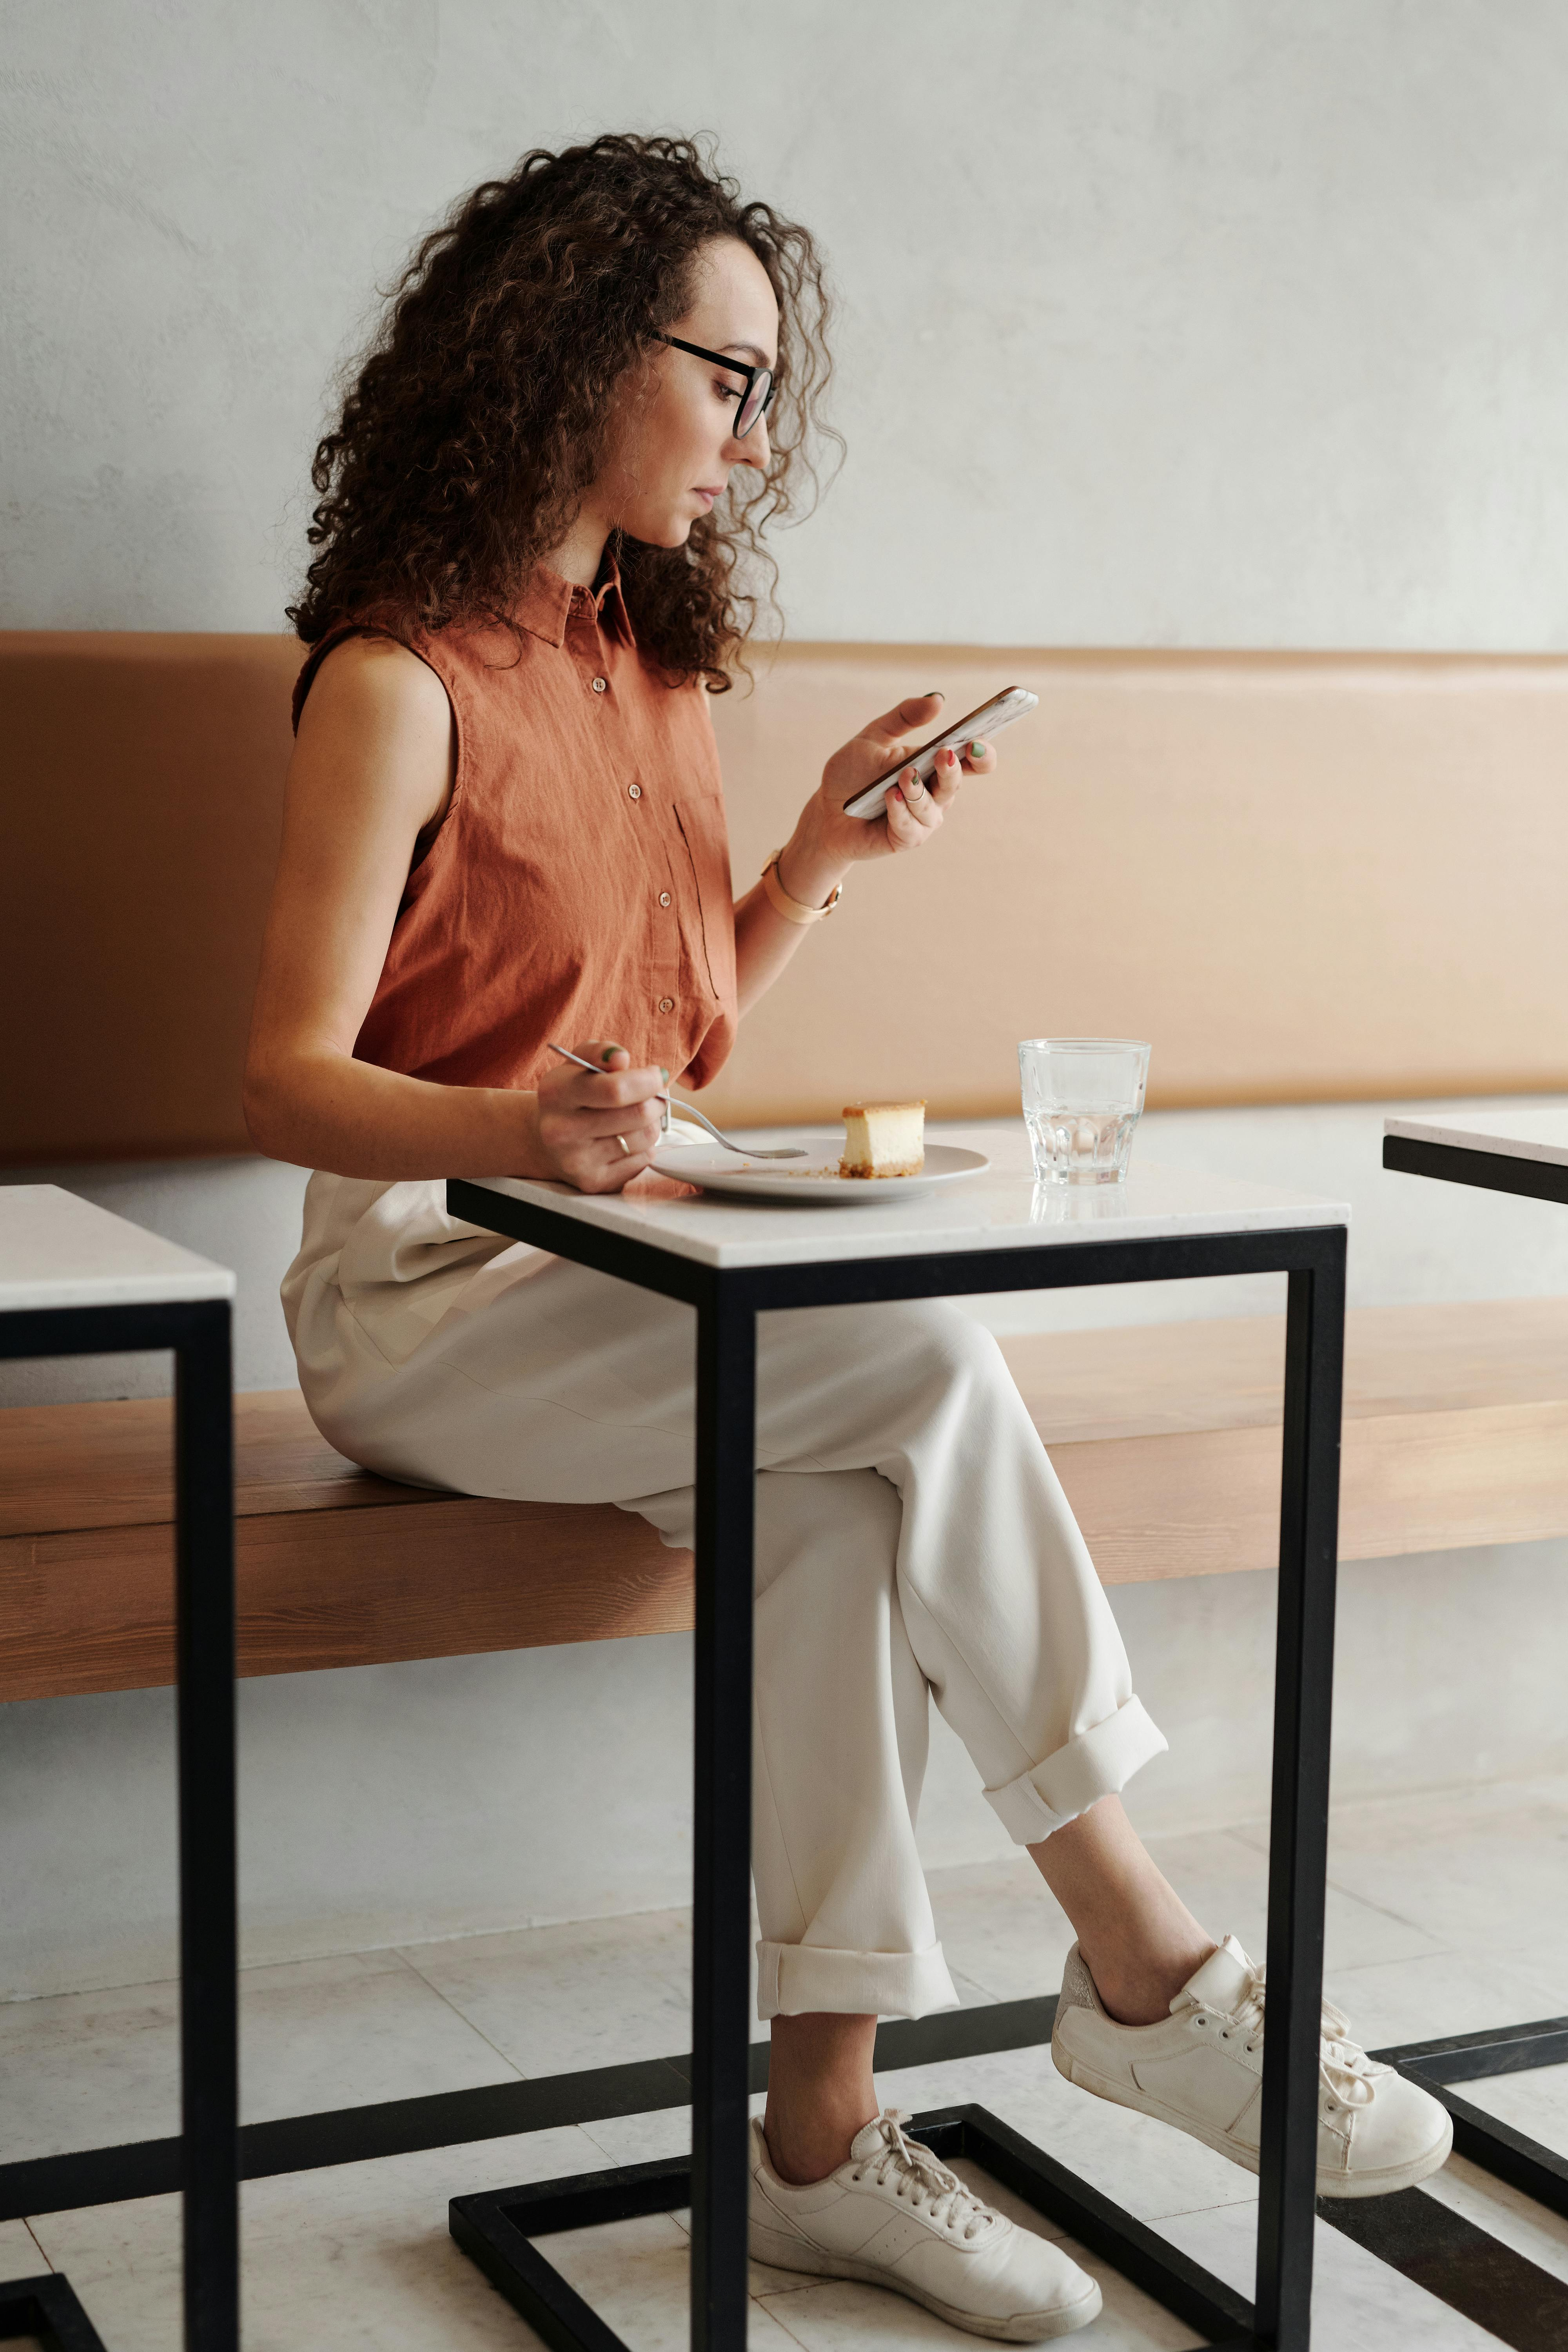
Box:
[3,1774,1565,2348]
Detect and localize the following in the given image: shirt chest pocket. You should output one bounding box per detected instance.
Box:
[673,796,736,1007]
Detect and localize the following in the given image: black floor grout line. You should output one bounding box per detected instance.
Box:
[1320,2188,1568,2352]
[10,1983,1568,2347]
[1373,2017,1568,2074]
[0,1991,1062,2221]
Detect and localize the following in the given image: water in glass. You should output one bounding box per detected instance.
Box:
[1018,1038,1151,1185]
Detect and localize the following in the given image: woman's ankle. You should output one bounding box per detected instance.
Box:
[1081,1931,1216,2027]
[1026,1797,1216,2027]
[764,2010,878,2184]
[762,2103,873,2186]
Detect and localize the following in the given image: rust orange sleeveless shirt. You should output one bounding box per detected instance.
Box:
[293,561,738,1096]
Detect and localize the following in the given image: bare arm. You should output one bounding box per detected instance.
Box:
[730,692,998,1016]
[243,638,664,1191]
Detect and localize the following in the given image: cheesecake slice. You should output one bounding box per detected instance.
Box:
[841,1100,926,1179]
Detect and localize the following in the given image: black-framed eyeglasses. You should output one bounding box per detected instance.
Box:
[657,334,776,439]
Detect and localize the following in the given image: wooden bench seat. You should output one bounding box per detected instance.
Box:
[3,1297,1565,1704]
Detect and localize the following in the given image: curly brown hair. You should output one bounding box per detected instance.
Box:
[288,134,835,689]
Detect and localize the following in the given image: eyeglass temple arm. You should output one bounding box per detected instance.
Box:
[657,332,762,387]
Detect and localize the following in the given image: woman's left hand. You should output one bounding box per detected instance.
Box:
[773,693,998,909]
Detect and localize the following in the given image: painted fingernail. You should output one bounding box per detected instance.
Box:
[970,741,986,759]
[924,689,944,701]
[660,1066,670,1083]
[601,1043,624,1064]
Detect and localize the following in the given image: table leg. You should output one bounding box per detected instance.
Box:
[1255,1239,1346,2348]
[175,1302,240,2352]
[690,1284,757,2351]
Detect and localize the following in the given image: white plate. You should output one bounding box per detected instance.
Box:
[651,1134,991,1205]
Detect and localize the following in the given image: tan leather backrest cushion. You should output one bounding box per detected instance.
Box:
[3,633,299,1164]
[704,645,1568,1127]
[4,632,1566,1164]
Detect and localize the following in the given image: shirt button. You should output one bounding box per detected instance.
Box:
[628,783,642,800]
[591,676,608,694]
[658,995,675,1013]
[658,891,671,908]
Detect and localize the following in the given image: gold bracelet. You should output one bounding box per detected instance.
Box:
[762,848,843,926]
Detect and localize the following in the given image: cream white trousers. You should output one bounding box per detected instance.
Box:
[284,1174,1167,2020]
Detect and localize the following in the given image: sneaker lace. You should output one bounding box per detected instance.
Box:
[855,2111,998,2239]
[1216,1962,1389,2107]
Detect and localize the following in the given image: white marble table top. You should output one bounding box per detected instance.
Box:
[0,1184,235,1312]
[465,1124,1349,1272]
[1385,1107,1568,1171]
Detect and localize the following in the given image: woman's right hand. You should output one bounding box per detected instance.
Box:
[531,1042,666,1193]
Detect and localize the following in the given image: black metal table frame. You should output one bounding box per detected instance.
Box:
[1381,1129,1568,2224]
[446,1181,1348,2352]
[0,1300,238,2352]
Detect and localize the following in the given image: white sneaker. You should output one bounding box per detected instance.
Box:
[748,2109,1102,2341]
[1052,1935,1452,2198]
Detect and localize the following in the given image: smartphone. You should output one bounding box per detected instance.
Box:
[840,685,1039,820]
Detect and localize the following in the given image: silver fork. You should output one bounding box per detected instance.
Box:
[546,1044,808,1159]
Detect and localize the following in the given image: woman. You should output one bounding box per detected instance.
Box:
[247,134,1448,2343]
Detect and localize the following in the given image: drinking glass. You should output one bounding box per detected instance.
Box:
[1018,1038,1151,1184]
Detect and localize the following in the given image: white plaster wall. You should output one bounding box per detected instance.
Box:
[5,0,1568,649]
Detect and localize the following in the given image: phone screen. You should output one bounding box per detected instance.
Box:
[841,687,1038,819]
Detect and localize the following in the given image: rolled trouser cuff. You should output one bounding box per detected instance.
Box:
[983,1695,1168,1845]
[756,1937,960,2021]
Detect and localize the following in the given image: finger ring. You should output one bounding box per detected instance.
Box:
[615,1135,630,1155]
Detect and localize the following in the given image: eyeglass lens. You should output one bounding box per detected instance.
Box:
[737,369,773,437]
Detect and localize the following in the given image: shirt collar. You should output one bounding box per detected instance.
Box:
[595,556,636,648]
[515,554,635,650]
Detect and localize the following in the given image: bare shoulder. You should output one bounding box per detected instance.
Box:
[291,630,456,833]
[299,631,450,740]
